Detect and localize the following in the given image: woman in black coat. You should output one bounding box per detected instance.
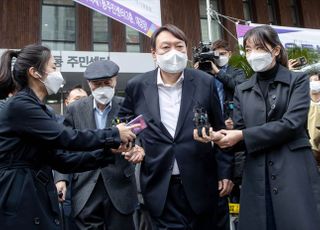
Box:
[0,44,136,229]
[195,25,320,230]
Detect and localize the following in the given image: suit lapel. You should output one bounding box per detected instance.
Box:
[83,96,97,129]
[106,97,119,127]
[174,69,196,139]
[143,70,161,126]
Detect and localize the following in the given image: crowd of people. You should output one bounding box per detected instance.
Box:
[0,23,320,230]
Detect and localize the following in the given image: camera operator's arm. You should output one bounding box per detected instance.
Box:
[209,61,220,75]
[215,67,247,91]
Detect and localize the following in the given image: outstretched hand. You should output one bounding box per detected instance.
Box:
[215,129,243,148]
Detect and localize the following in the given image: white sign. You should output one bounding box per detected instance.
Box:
[236,23,320,53]
[0,50,155,73]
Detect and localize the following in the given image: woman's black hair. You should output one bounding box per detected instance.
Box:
[0,44,51,99]
[243,25,288,67]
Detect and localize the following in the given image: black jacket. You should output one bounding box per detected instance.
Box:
[119,68,233,217]
[234,65,320,230]
[0,87,119,230]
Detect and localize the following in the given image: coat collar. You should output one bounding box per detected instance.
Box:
[241,64,291,91]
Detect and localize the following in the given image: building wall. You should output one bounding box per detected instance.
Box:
[299,0,320,29]
[0,0,40,48]
[1,0,320,52]
[160,0,201,55]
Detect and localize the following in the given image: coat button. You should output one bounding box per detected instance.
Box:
[271,104,276,109]
[272,95,276,100]
[54,218,60,225]
[268,161,274,166]
[271,175,276,180]
[34,217,40,225]
[272,188,278,194]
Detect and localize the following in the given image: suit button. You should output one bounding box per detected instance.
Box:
[268,161,274,166]
[271,175,276,180]
[34,217,40,225]
[272,188,278,194]
[54,218,60,225]
[271,104,276,109]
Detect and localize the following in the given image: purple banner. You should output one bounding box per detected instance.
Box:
[74,0,159,37]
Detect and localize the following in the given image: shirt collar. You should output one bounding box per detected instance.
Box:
[156,68,184,87]
[93,98,112,113]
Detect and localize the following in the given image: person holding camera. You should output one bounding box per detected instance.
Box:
[194,40,246,230]
[194,40,246,120]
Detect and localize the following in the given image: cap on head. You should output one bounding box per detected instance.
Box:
[84,60,119,80]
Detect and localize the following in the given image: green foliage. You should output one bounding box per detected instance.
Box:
[229,46,254,79]
[286,47,320,64]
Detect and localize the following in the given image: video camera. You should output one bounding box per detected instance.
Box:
[193,42,219,72]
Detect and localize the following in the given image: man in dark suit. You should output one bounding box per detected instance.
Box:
[118,24,233,229]
[54,60,144,230]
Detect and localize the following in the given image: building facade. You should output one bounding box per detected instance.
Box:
[1,0,320,112]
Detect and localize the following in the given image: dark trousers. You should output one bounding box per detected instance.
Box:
[217,196,230,230]
[74,176,135,230]
[150,175,217,230]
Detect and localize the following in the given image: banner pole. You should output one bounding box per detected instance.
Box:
[206,0,212,42]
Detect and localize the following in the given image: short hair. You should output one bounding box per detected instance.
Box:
[65,85,86,100]
[150,24,188,49]
[211,39,231,51]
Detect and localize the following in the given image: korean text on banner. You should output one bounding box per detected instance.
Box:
[73,0,162,37]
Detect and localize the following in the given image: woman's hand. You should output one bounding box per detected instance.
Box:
[215,129,243,148]
[193,127,225,143]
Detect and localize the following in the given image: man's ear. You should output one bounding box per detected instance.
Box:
[151,48,157,62]
[28,67,41,79]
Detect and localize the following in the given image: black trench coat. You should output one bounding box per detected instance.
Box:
[0,88,120,230]
[234,65,320,230]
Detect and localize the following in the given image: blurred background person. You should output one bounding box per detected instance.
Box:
[65,85,88,106]
[54,60,144,230]
[0,44,137,229]
[308,71,320,168]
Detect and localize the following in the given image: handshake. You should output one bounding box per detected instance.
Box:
[193,127,243,149]
[113,122,145,164]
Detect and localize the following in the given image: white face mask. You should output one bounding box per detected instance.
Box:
[310,81,320,93]
[246,51,273,72]
[37,71,65,95]
[156,49,188,74]
[215,56,229,67]
[91,86,114,105]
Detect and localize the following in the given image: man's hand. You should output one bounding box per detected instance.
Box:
[193,127,225,143]
[218,179,234,197]
[122,145,145,163]
[116,123,138,144]
[288,58,299,70]
[55,181,67,202]
[210,61,220,74]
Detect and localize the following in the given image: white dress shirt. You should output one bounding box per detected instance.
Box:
[157,68,184,175]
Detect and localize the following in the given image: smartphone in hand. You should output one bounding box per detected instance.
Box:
[126,115,147,135]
